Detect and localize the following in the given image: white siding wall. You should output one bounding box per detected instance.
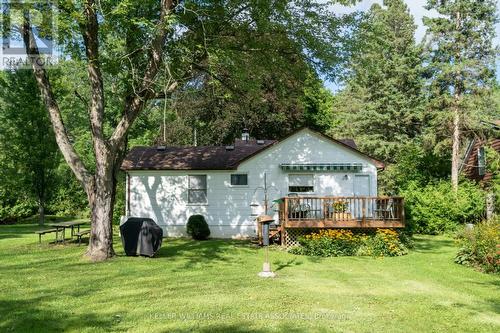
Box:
[127,129,378,238]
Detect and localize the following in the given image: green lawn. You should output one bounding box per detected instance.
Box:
[0,224,498,333]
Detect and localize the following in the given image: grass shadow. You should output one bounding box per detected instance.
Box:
[273,258,303,271]
[411,236,455,253]
[153,238,258,270]
[0,297,125,332]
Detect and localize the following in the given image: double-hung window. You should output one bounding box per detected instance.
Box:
[288,174,314,193]
[188,175,207,204]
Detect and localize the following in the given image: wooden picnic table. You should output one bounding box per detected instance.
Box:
[46,221,88,243]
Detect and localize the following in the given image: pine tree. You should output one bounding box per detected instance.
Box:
[423,0,497,190]
[330,0,424,162]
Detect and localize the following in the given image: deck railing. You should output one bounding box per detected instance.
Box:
[278,196,405,225]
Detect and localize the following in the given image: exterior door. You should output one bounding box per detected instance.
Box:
[353,175,370,196]
[353,175,371,218]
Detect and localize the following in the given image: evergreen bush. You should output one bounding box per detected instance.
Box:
[186,215,211,240]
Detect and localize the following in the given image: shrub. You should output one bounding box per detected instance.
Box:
[358,229,408,257]
[403,180,486,234]
[485,146,500,214]
[291,229,361,256]
[186,215,210,240]
[0,199,36,223]
[455,217,500,274]
[290,229,408,257]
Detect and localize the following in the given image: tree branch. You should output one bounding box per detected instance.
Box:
[110,0,178,149]
[21,13,92,188]
[82,0,105,142]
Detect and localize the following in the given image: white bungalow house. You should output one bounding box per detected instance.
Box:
[121,127,402,241]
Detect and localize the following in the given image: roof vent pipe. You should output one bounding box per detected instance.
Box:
[242,128,250,141]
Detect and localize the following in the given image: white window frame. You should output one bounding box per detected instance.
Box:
[187,175,208,204]
[288,174,314,193]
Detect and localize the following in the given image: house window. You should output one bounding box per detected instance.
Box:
[288,174,314,193]
[231,174,248,186]
[188,175,207,204]
[478,147,486,176]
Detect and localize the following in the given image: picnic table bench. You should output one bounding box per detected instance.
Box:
[35,221,88,244]
[35,228,60,243]
[75,229,90,245]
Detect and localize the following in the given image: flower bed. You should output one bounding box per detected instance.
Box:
[455,217,500,274]
[289,229,409,257]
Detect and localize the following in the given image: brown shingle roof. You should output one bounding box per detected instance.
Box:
[338,139,357,149]
[121,128,384,171]
[121,140,276,170]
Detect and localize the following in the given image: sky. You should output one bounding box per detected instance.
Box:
[325,0,500,91]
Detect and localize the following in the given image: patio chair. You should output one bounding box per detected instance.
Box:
[374,199,394,220]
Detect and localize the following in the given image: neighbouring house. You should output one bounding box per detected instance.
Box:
[460,120,500,218]
[122,127,404,245]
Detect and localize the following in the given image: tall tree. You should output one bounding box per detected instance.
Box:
[330,0,424,162]
[5,0,356,260]
[155,71,335,146]
[0,70,59,225]
[423,0,497,190]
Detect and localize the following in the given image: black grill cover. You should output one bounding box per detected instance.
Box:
[120,217,163,257]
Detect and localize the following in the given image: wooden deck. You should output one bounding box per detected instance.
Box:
[273,196,405,246]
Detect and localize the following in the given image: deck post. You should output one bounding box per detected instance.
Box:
[401,198,405,226]
[362,197,366,224]
[281,197,289,246]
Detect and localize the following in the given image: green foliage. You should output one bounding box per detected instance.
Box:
[0,70,59,223]
[0,200,36,224]
[403,180,486,234]
[332,201,348,213]
[358,229,409,257]
[145,0,355,145]
[186,215,210,240]
[379,142,450,195]
[46,178,89,218]
[112,173,126,225]
[455,217,500,274]
[329,0,425,162]
[423,0,498,155]
[290,229,360,256]
[484,146,500,213]
[289,229,408,257]
[1,0,360,234]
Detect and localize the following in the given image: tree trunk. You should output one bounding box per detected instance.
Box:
[451,102,460,191]
[21,1,175,261]
[451,10,461,192]
[486,192,495,220]
[38,201,45,225]
[85,150,116,261]
[86,181,116,260]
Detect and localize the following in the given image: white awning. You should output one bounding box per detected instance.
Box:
[280,163,363,172]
